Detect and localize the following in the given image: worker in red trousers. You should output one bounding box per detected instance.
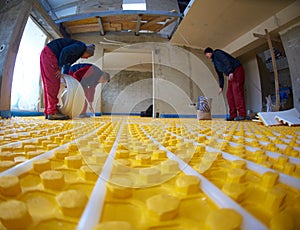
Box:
[68,63,110,118]
[40,38,95,120]
[204,47,249,121]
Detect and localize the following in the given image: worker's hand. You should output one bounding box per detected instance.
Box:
[218,87,223,95]
[228,73,234,81]
[56,70,62,79]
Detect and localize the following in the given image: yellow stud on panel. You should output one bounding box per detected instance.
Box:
[0,117,299,229]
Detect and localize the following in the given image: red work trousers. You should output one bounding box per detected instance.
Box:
[40,46,60,115]
[82,86,96,114]
[226,65,246,118]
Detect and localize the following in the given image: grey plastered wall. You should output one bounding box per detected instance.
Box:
[101,71,153,114]
[280,25,300,111]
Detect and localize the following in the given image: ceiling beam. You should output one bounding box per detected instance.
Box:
[135,14,142,35]
[97,17,105,36]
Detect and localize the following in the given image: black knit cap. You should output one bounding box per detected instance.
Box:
[204,47,214,54]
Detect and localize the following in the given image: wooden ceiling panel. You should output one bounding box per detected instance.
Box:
[62,13,180,34]
[108,22,123,30]
[67,24,99,34]
[64,18,98,26]
[140,15,169,20]
[101,15,139,22]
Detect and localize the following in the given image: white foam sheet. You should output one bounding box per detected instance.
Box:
[59,75,85,118]
[275,108,300,126]
[258,108,300,126]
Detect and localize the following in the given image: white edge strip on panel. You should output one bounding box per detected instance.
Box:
[77,123,123,230]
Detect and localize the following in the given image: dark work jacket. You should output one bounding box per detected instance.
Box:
[69,63,103,87]
[212,49,241,89]
[69,63,92,76]
[47,38,87,73]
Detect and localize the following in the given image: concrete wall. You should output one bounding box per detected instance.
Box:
[280,24,300,111]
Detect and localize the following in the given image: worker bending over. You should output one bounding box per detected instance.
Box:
[40,38,95,120]
[204,47,248,121]
[69,63,110,118]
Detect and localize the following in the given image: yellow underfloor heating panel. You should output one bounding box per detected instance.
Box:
[0,116,299,230]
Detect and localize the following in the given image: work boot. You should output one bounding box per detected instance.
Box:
[79,113,90,118]
[225,117,235,121]
[234,116,245,121]
[48,112,69,120]
[234,116,251,121]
